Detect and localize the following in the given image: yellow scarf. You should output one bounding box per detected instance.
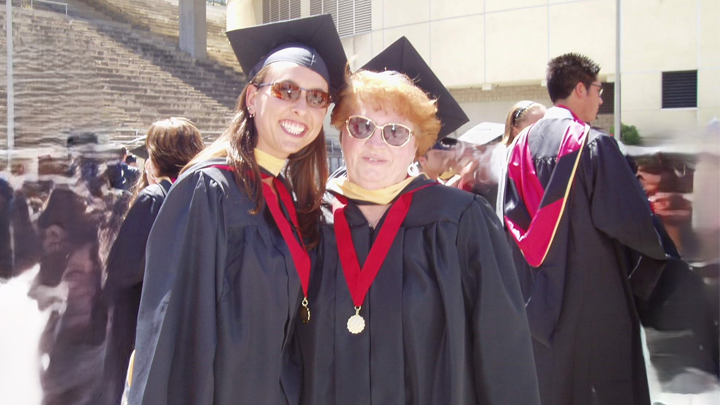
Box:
[254,148,287,177]
[438,170,456,181]
[327,176,420,205]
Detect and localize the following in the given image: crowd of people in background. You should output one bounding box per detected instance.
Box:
[0,14,718,405]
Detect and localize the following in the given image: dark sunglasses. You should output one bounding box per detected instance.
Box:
[256,82,331,108]
[345,115,414,147]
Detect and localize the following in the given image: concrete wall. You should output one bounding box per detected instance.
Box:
[229,0,720,138]
[227,0,261,30]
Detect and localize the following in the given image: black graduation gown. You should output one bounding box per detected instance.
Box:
[103,179,171,405]
[505,123,671,405]
[129,159,304,405]
[298,178,540,405]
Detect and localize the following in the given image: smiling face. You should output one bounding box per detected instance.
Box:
[341,103,418,190]
[246,62,329,159]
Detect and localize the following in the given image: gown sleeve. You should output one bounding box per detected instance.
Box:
[128,171,228,405]
[588,135,671,297]
[104,188,163,301]
[458,196,541,405]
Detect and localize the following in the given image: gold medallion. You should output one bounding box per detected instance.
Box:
[300,297,311,324]
[347,306,365,334]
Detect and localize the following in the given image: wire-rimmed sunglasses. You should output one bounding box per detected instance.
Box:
[256,81,331,108]
[345,115,414,147]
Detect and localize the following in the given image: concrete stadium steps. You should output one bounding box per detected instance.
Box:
[0,7,237,146]
[4,11,117,147]
[73,0,240,74]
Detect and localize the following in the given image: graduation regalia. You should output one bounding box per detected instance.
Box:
[298,179,540,405]
[297,37,540,405]
[129,161,305,405]
[103,179,171,405]
[128,14,347,405]
[503,106,673,405]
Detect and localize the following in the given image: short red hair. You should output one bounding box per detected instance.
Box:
[331,69,441,158]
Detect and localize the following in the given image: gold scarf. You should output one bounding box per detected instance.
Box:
[438,170,456,181]
[327,176,419,205]
[254,148,287,177]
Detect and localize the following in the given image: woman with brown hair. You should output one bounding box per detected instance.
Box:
[102,117,204,405]
[127,15,347,405]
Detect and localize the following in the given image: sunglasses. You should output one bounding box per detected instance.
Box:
[345,115,414,147]
[256,82,331,108]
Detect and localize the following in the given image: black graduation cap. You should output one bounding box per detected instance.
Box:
[67,133,98,148]
[361,37,469,140]
[226,15,348,97]
[129,143,148,160]
[430,137,458,151]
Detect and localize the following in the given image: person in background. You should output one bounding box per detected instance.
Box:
[495,101,546,219]
[106,147,140,192]
[502,101,546,147]
[125,154,138,168]
[416,137,458,181]
[102,117,205,405]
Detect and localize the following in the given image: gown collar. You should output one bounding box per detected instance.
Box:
[254,148,287,177]
[327,174,428,206]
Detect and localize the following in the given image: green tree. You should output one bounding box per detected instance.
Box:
[609,123,642,145]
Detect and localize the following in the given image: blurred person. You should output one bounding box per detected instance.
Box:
[298,37,540,405]
[443,138,504,207]
[127,15,346,405]
[102,118,205,405]
[30,133,130,405]
[501,53,676,405]
[416,137,458,180]
[0,179,14,279]
[9,190,42,276]
[105,147,140,191]
[631,146,720,399]
[125,154,138,168]
[32,186,107,405]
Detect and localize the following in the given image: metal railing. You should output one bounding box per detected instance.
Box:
[115,129,225,145]
[30,0,68,15]
[114,128,344,169]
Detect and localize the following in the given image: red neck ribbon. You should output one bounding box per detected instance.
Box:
[332,184,432,307]
[210,165,310,298]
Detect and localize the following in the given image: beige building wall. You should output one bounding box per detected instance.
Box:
[228,0,719,138]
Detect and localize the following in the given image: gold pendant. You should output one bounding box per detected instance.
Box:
[347,306,365,334]
[300,297,311,324]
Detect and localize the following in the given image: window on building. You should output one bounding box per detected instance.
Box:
[598,82,614,115]
[263,0,301,24]
[310,0,371,37]
[662,70,698,109]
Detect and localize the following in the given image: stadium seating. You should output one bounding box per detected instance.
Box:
[0,0,244,146]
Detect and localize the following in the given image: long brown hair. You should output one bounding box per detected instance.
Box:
[128,117,205,209]
[183,64,329,248]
